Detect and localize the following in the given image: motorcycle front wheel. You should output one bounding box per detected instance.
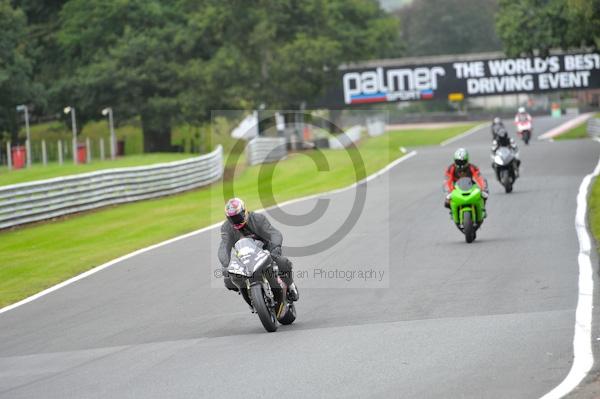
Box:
[251,283,278,332]
[463,211,476,243]
[500,170,513,193]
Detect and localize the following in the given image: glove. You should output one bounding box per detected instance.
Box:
[222,268,230,278]
[481,191,489,199]
[271,246,282,257]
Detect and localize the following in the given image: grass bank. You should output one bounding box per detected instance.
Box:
[0,153,196,187]
[0,124,476,307]
[555,113,600,141]
[589,176,600,253]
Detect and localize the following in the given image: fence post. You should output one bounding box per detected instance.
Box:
[6,141,12,170]
[86,138,91,163]
[100,138,105,160]
[42,140,47,165]
[58,140,63,165]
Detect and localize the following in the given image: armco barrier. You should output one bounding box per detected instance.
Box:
[588,118,600,138]
[246,137,287,165]
[329,125,363,149]
[0,146,223,229]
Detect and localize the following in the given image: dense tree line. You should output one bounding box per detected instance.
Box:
[496,0,600,56]
[1,0,401,151]
[395,0,502,57]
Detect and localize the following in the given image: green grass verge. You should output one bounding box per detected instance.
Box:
[0,124,476,307]
[0,154,196,187]
[385,124,477,146]
[589,176,600,252]
[555,113,600,141]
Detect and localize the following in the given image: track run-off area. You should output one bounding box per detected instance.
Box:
[1,115,599,398]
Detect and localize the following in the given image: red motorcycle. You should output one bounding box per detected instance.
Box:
[515,119,532,145]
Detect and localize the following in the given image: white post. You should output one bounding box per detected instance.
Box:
[42,140,47,165]
[58,140,63,165]
[6,141,12,170]
[24,107,31,168]
[64,106,78,164]
[102,107,116,159]
[100,138,105,160]
[110,134,115,160]
[86,138,91,163]
[109,109,116,159]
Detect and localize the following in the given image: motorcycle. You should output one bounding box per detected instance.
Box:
[449,177,485,243]
[227,238,296,332]
[491,146,519,193]
[515,119,532,145]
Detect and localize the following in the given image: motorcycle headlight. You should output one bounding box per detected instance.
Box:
[494,156,504,165]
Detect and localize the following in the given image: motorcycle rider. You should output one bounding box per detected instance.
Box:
[218,197,299,302]
[491,117,505,140]
[444,148,489,214]
[492,128,518,152]
[514,107,532,124]
[491,129,521,177]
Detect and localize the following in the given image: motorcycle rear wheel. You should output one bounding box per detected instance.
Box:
[278,303,297,325]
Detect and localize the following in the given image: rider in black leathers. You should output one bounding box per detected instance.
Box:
[218,198,299,301]
[491,129,521,176]
[491,117,505,140]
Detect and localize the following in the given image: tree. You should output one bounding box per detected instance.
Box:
[397,0,501,57]
[56,0,186,151]
[0,1,38,141]
[495,0,598,56]
[53,0,402,151]
[177,0,402,114]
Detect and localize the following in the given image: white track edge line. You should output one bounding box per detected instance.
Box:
[439,122,488,147]
[540,155,600,399]
[0,150,418,316]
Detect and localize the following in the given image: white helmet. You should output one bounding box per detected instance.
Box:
[518,107,525,113]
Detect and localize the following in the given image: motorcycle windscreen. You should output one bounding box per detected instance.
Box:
[496,147,514,163]
[227,238,270,277]
[455,177,474,191]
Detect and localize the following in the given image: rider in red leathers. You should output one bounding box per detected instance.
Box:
[444,148,489,214]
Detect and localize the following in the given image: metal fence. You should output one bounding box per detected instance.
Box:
[329,125,363,149]
[0,146,223,229]
[246,137,287,165]
[588,118,600,138]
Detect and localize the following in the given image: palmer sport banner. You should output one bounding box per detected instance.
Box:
[318,52,600,107]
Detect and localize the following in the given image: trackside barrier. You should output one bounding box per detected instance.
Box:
[0,146,223,229]
[246,137,287,165]
[588,118,600,138]
[329,125,363,149]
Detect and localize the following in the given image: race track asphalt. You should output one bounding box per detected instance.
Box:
[0,115,598,399]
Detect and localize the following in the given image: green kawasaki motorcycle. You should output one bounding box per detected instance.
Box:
[449,177,485,243]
